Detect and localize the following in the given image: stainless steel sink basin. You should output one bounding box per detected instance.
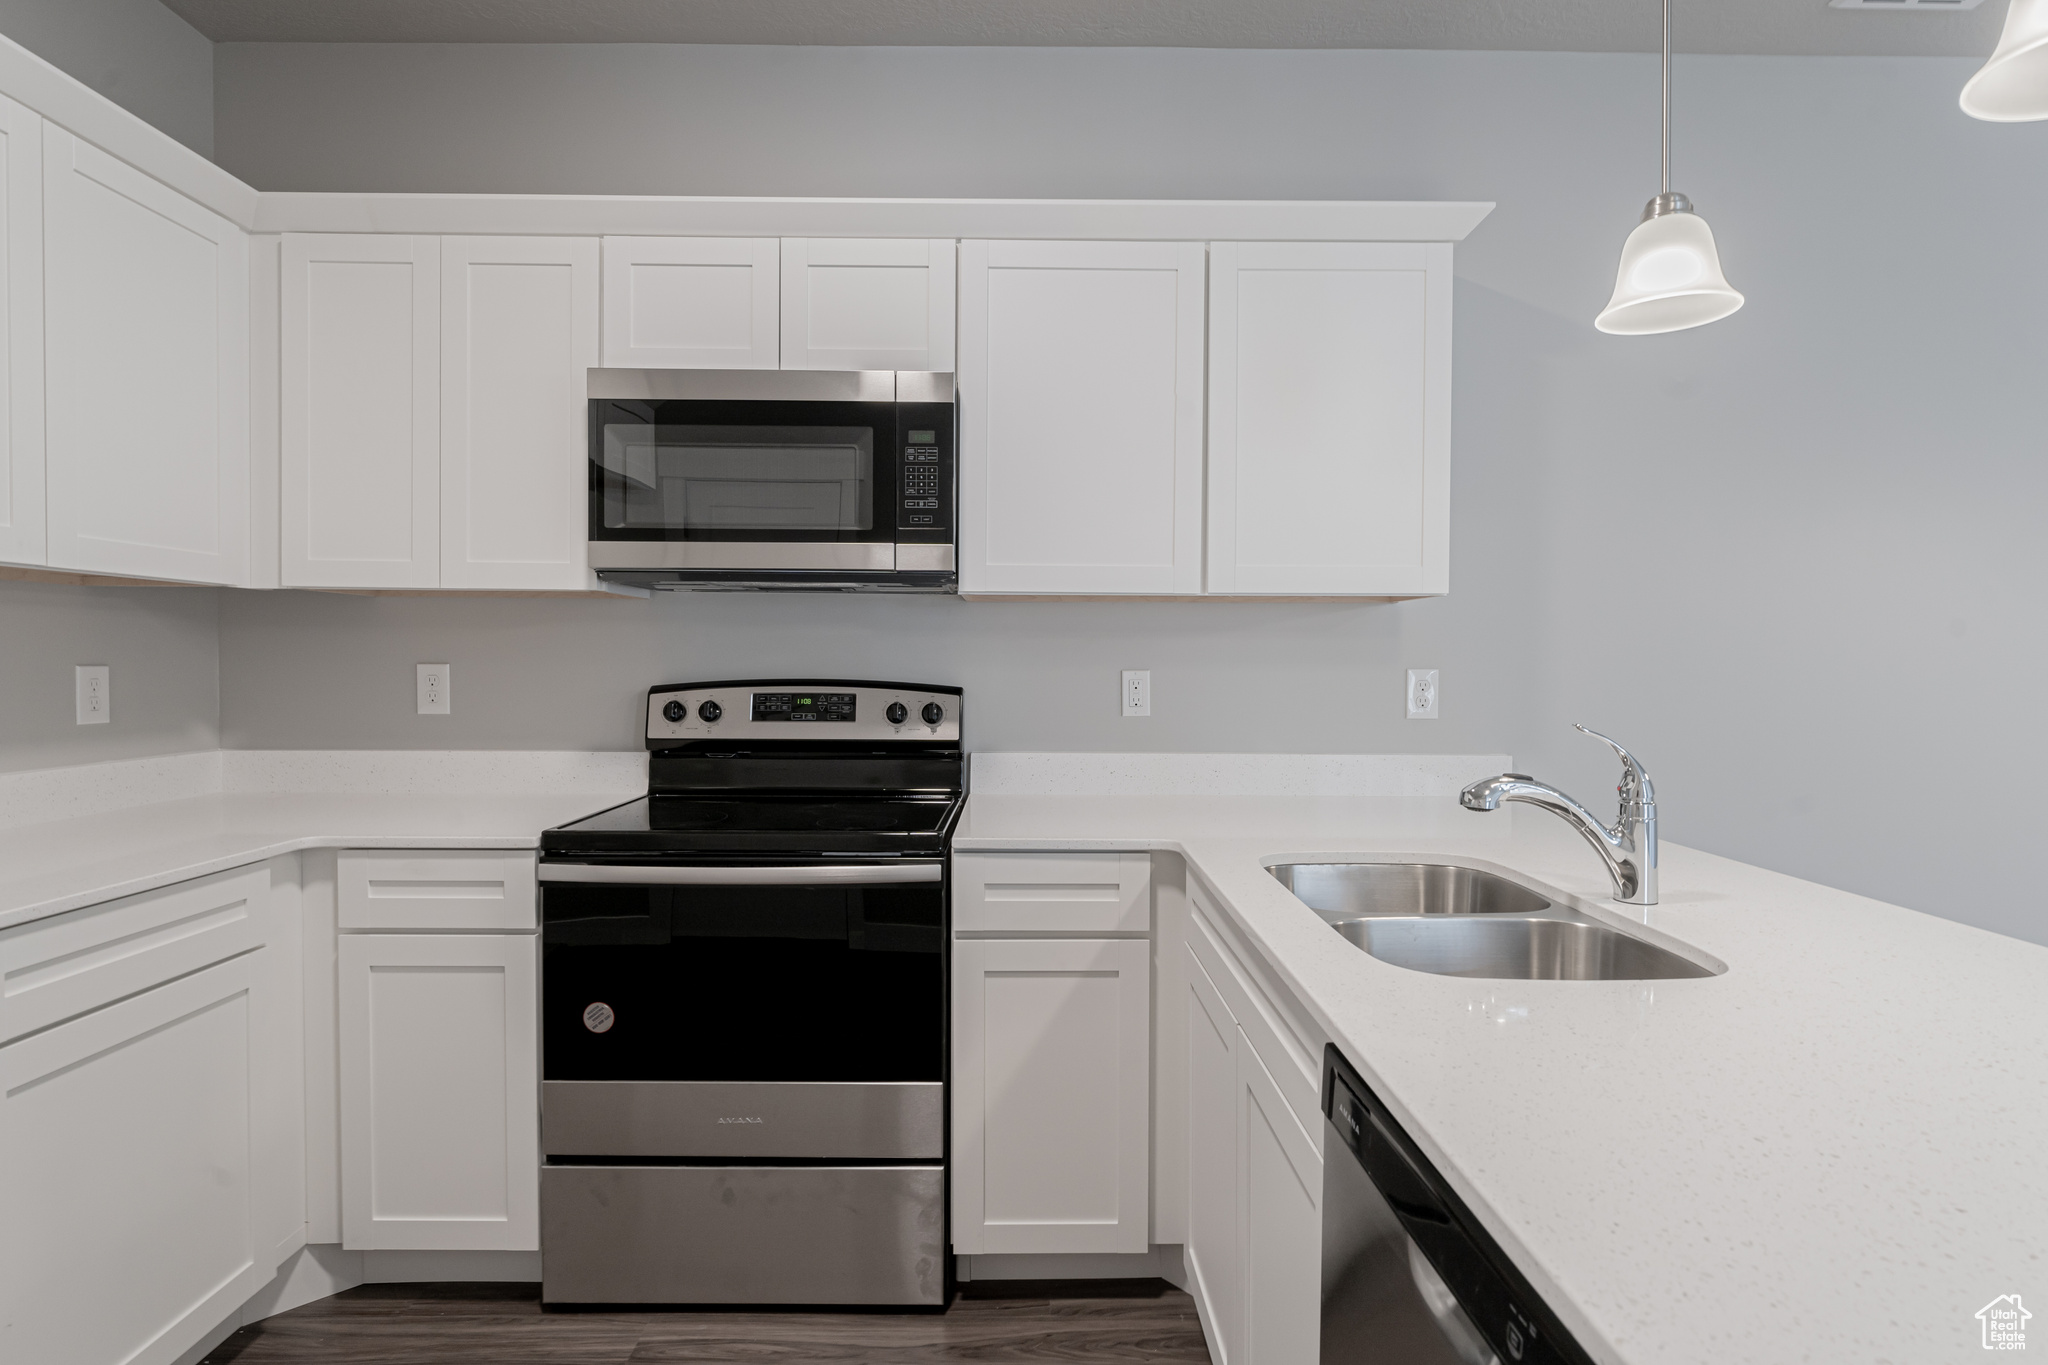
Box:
[1332,915,1716,981]
[1269,862,1552,919]
[1267,861,1720,981]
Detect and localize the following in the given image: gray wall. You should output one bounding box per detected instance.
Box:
[0,580,219,771]
[212,45,2048,946]
[0,0,212,155]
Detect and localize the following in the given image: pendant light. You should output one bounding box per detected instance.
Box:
[1961,0,2048,121]
[1594,0,1745,335]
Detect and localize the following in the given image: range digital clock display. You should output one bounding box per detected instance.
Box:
[751,692,857,722]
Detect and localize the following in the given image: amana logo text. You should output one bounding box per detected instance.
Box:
[718,1116,764,1125]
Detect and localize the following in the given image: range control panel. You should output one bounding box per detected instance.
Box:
[647,680,962,745]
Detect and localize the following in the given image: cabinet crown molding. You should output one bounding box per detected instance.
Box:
[254,195,1495,243]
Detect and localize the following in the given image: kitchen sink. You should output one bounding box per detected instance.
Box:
[1331,915,1715,981]
[1266,861,1720,981]
[1268,861,1552,919]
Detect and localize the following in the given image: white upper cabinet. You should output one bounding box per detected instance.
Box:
[42,125,249,585]
[1207,241,1451,597]
[0,95,42,566]
[781,238,955,372]
[280,234,439,588]
[601,236,778,369]
[440,236,598,590]
[958,240,1205,596]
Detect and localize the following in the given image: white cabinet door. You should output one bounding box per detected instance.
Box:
[602,236,778,369]
[281,233,440,588]
[0,95,42,565]
[42,125,248,585]
[1207,241,1450,597]
[1187,947,1244,1365]
[958,240,1205,595]
[1239,1028,1323,1365]
[952,936,1151,1254]
[0,954,267,1365]
[440,236,598,590]
[781,238,955,372]
[338,932,539,1250]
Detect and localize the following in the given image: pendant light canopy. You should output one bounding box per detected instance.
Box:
[1961,0,2048,121]
[1594,0,1744,335]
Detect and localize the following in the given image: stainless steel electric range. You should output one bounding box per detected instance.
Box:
[536,680,962,1307]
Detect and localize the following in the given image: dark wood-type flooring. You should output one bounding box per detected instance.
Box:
[198,1280,1213,1365]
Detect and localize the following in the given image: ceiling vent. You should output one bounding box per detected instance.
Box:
[1829,0,1985,9]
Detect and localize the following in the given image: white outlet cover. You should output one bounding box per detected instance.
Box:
[1121,669,1151,717]
[75,665,110,725]
[417,663,451,715]
[1406,668,1440,720]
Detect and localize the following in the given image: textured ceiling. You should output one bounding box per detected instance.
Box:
[164,0,2005,57]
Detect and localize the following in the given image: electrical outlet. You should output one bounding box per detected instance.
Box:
[75,665,110,725]
[1406,669,1440,720]
[417,663,451,715]
[1122,670,1151,717]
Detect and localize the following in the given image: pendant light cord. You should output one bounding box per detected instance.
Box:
[1661,0,1672,194]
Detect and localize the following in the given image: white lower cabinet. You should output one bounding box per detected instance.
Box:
[1239,1034,1323,1365]
[1186,931,1325,1365]
[0,860,300,1365]
[951,935,1152,1254]
[338,930,539,1250]
[1187,948,1245,1365]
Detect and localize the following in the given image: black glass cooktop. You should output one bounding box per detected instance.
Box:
[541,794,963,858]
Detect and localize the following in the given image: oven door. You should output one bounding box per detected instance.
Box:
[539,860,944,1162]
[589,399,901,572]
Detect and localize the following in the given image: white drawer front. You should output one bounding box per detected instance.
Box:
[338,850,536,931]
[0,865,268,1046]
[953,852,1150,934]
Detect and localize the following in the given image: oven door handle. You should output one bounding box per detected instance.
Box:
[538,862,943,886]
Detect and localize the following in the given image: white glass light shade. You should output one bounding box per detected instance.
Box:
[1961,0,2048,121]
[1594,209,1744,336]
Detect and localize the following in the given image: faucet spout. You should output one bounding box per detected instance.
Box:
[1459,730,1659,905]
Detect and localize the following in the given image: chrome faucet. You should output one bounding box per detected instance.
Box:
[1460,726,1658,906]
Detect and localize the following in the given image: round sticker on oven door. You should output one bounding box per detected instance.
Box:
[582,1002,615,1034]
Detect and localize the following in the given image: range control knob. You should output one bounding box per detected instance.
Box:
[698,700,723,723]
[661,700,685,723]
[921,701,945,726]
[886,702,909,725]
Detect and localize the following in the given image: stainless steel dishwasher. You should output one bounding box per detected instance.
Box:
[1321,1047,1594,1365]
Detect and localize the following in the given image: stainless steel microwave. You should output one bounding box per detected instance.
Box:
[587,369,955,592]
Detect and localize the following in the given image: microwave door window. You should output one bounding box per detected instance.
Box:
[601,424,873,533]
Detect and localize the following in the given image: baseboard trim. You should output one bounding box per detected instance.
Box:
[361,1249,543,1283]
[958,1245,1186,1289]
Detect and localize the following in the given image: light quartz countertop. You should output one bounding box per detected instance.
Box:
[0,749,648,931]
[955,790,2048,1365]
[0,791,640,931]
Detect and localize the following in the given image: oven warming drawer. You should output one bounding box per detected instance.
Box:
[543,1079,942,1159]
[542,1164,945,1305]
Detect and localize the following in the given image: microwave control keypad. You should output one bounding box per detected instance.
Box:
[902,445,946,529]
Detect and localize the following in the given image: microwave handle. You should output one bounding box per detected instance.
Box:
[539,862,942,886]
